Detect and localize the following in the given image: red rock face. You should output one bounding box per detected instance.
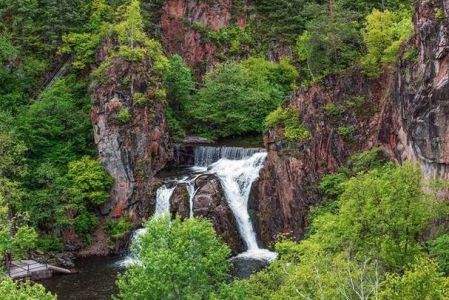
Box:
[160,0,243,70]
[251,71,390,244]
[170,174,244,254]
[383,0,449,179]
[90,39,172,222]
[252,0,449,245]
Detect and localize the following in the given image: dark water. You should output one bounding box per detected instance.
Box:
[40,256,124,300]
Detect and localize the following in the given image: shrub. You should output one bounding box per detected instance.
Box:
[116,107,132,124]
[265,107,309,142]
[116,217,231,299]
[36,236,64,253]
[362,8,413,77]
[0,279,55,300]
[185,58,297,139]
[429,234,449,275]
[337,126,355,140]
[105,217,133,241]
[133,92,147,107]
[324,102,344,117]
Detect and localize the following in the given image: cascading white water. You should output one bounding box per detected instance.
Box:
[154,185,176,216]
[186,180,197,218]
[122,145,277,266]
[119,185,175,266]
[209,152,277,261]
[194,146,264,167]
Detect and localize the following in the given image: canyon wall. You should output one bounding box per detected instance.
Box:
[91,38,172,222]
[160,0,247,73]
[253,0,449,245]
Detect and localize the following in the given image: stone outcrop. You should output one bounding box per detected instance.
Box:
[170,174,244,253]
[160,0,247,72]
[252,0,449,245]
[251,71,390,243]
[91,38,172,222]
[381,0,449,179]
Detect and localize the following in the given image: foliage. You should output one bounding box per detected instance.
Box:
[116,216,231,299]
[235,163,443,299]
[61,0,113,70]
[17,77,92,170]
[362,8,413,77]
[58,156,112,236]
[105,217,132,241]
[36,235,64,253]
[164,55,195,107]
[429,234,449,275]
[379,257,449,299]
[132,92,147,107]
[295,3,362,84]
[0,279,55,300]
[265,106,310,142]
[116,107,132,125]
[186,58,297,139]
[254,0,312,44]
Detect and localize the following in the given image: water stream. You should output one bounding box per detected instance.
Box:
[129,145,276,262]
[41,145,275,299]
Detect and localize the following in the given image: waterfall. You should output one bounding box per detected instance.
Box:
[194,146,264,167]
[119,185,175,266]
[122,145,276,266]
[154,185,176,216]
[209,152,277,261]
[186,180,197,218]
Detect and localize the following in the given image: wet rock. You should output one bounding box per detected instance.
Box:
[169,174,244,254]
[170,184,190,219]
[229,256,270,279]
[192,174,244,254]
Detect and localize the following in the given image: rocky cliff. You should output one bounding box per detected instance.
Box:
[90,38,172,222]
[252,0,449,245]
[160,0,248,73]
[170,174,243,253]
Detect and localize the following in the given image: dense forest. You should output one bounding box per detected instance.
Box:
[1,0,449,299]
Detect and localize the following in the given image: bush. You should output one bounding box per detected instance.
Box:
[116,107,132,124]
[36,235,64,253]
[362,8,413,77]
[429,234,449,275]
[74,210,98,236]
[185,58,298,139]
[133,92,147,107]
[265,106,309,142]
[0,279,55,300]
[380,257,449,299]
[116,217,231,299]
[105,217,132,241]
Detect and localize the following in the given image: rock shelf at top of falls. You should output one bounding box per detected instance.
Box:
[125,145,277,266]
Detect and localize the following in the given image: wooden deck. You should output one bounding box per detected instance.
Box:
[8,260,71,280]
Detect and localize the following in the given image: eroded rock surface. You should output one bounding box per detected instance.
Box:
[160,0,247,72]
[91,38,172,222]
[170,174,244,253]
[252,0,449,245]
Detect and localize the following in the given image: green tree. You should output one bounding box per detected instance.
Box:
[429,234,449,275]
[186,57,297,139]
[361,8,413,77]
[57,156,112,236]
[116,216,231,299]
[164,54,195,109]
[61,0,113,70]
[380,257,449,299]
[0,279,55,300]
[296,2,362,84]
